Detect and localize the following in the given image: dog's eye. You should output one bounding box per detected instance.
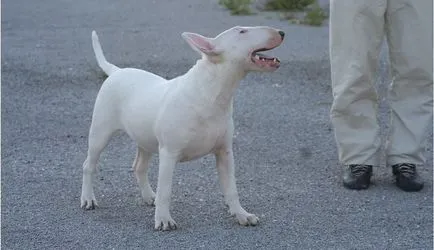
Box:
[239,30,248,34]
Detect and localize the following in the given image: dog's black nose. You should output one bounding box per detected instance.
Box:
[278,30,285,39]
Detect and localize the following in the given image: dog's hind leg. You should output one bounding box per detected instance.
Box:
[80,125,115,210]
[215,147,259,226]
[132,147,155,206]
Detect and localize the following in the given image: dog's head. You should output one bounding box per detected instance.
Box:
[182,26,284,72]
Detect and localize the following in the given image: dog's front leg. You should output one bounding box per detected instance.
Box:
[154,148,178,231]
[215,147,259,226]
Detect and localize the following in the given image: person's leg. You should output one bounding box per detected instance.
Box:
[385,0,433,191]
[330,0,387,189]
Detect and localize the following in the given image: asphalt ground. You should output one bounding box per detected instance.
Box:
[2,0,433,249]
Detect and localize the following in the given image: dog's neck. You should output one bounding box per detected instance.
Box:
[181,58,247,110]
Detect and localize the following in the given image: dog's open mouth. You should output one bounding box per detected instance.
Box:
[251,48,280,68]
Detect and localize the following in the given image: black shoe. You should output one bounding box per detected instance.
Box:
[392,163,424,192]
[343,164,373,190]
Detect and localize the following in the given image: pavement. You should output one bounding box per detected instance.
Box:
[1,0,433,249]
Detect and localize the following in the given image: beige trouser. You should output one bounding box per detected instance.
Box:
[329,0,433,166]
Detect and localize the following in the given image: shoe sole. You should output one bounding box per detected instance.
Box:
[343,182,370,190]
[396,182,424,192]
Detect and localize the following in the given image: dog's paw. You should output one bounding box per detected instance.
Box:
[145,196,156,206]
[81,195,98,210]
[235,212,259,226]
[142,192,156,206]
[154,215,177,231]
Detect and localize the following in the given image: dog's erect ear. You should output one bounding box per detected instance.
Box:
[182,32,222,56]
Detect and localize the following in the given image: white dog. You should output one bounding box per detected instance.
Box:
[81,26,284,231]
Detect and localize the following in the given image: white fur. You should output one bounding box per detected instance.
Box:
[81,26,284,231]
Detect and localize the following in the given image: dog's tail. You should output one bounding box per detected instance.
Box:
[92,30,120,76]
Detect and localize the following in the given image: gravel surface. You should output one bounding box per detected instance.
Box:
[2,0,432,249]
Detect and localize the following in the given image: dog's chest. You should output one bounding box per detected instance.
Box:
[178,115,229,162]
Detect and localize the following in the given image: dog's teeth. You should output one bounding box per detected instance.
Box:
[273,58,277,63]
[255,54,260,60]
